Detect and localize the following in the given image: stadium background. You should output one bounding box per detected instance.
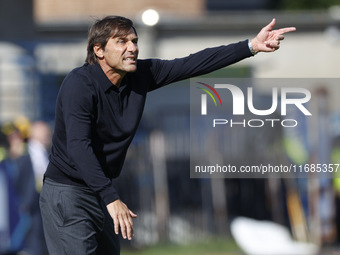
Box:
[1,0,340,254]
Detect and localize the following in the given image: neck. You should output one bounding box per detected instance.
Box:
[98,62,125,88]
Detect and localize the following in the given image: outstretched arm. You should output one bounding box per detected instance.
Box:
[251,18,296,54]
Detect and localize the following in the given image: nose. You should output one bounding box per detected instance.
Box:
[127,41,138,53]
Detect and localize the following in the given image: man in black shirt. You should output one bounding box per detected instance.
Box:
[39,15,295,254]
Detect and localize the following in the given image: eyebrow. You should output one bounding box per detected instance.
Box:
[115,35,138,40]
[115,36,138,43]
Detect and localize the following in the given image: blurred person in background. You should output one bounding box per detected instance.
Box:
[16,121,51,255]
[0,117,31,254]
[39,15,296,255]
[1,117,29,160]
[23,121,51,192]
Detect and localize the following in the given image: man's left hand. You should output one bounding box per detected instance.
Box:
[251,18,296,54]
[106,199,137,240]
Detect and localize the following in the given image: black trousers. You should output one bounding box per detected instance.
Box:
[39,178,120,255]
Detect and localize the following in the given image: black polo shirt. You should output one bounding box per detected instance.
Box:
[45,40,252,205]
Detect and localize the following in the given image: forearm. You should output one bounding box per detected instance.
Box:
[67,135,120,205]
[149,40,253,89]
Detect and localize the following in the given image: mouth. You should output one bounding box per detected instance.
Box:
[123,57,136,64]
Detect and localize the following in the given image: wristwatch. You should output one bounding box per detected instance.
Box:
[248,40,257,55]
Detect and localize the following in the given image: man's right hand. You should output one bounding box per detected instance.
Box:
[106,199,137,240]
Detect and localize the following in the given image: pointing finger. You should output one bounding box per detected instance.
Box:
[275,27,296,35]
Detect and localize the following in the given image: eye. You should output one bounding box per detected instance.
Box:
[116,38,126,44]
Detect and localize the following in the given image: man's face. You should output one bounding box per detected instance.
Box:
[97,28,139,75]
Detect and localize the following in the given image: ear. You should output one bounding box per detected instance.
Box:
[93,44,104,58]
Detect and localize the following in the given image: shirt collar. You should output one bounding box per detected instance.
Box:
[92,63,121,93]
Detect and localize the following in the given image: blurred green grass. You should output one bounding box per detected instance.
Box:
[121,238,242,255]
